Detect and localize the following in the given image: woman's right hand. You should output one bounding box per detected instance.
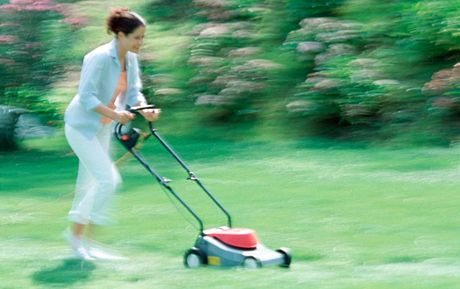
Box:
[116,111,135,124]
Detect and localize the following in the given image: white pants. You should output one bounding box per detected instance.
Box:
[65,124,121,225]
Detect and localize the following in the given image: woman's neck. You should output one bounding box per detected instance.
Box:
[119,54,126,71]
[116,39,127,71]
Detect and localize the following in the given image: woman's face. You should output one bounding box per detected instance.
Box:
[118,26,145,53]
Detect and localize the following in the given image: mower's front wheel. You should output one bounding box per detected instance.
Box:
[276,247,292,268]
[242,257,261,269]
[184,248,206,268]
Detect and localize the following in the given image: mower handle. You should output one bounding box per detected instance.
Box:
[114,104,157,146]
[115,104,233,230]
[126,104,157,114]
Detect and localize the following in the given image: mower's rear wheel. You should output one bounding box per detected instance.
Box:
[242,257,261,269]
[184,248,206,268]
[276,247,292,268]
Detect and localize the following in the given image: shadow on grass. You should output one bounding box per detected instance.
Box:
[293,252,325,262]
[32,259,96,286]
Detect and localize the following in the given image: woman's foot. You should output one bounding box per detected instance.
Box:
[63,229,95,261]
[73,246,95,261]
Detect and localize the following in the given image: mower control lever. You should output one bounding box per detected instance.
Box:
[187,172,198,181]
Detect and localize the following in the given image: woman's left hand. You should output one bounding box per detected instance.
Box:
[140,108,161,122]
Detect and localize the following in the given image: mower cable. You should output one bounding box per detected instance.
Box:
[156,181,200,232]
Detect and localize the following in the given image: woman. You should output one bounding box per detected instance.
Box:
[64,8,159,260]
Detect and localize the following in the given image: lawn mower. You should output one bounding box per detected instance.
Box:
[114,105,292,269]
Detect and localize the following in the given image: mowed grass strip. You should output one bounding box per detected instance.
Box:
[1,136,460,289]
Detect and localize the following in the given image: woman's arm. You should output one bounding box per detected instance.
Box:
[94,104,134,124]
[78,52,107,111]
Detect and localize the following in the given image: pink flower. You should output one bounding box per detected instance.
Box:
[11,0,53,4]
[24,4,58,11]
[63,17,88,27]
[0,4,22,11]
[433,97,457,108]
[10,0,35,4]
[0,35,16,44]
[54,3,71,15]
[0,0,60,12]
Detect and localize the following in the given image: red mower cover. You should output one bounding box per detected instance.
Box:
[204,227,259,249]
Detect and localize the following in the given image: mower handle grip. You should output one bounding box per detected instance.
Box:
[126,104,157,114]
[115,104,157,135]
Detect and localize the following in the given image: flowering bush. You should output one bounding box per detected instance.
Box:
[279,0,460,141]
[0,0,85,117]
[0,0,86,149]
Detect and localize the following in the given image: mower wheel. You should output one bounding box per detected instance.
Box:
[184,248,206,268]
[242,257,261,269]
[276,247,292,268]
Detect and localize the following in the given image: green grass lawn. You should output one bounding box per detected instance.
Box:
[1,131,460,289]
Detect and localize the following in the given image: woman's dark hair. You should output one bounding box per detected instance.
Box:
[106,8,146,36]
